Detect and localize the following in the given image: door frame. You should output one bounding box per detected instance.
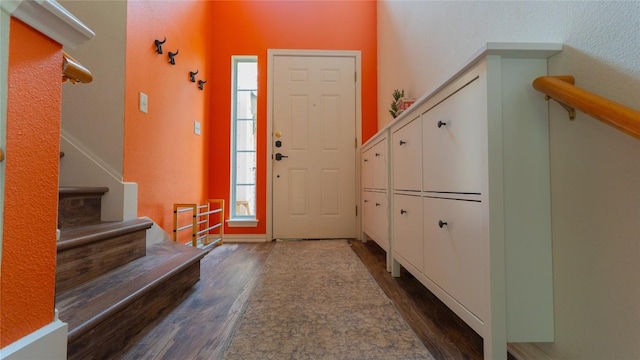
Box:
[266,49,362,241]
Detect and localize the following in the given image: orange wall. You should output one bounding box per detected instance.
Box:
[209,0,378,235]
[1,18,62,347]
[124,1,213,231]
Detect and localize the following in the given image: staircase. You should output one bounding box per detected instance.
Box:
[55,187,208,359]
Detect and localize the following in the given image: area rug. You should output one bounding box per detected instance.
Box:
[221,240,434,359]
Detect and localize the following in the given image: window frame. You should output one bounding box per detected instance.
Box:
[229,56,258,226]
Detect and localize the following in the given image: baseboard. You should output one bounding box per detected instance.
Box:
[1,318,67,360]
[223,234,269,243]
[508,343,555,360]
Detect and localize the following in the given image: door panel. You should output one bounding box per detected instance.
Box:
[272,55,356,239]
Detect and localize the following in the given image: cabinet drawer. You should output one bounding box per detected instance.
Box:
[422,77,485,194]
[393,194,423,272]
[392,116,422,191]
[423,197,488,321]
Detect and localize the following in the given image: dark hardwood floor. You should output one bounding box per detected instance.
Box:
[114,239,506,359]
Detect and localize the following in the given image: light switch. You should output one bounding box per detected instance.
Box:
[194,121,201,135]
[139,92,148,113]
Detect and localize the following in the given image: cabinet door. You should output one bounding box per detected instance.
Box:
[422,78,485,194]
[372,139,387,190]
[392,117,422,191]
[423,197,488,321]
[371,191,388,248]
[362,191,372,235]
[393,194,423,273]
[362,147,374,189]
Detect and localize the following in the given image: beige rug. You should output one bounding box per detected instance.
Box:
[221,240,434,359]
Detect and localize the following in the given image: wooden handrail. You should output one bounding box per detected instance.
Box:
[533,76,640,139]
[62,51,92,84]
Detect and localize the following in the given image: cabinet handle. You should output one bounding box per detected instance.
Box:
[375,153,381,157]
[437,120,447,128]
[438,220,448,228]
[375,202,380,207]
[400,209,407,214]
[399,140,406,146]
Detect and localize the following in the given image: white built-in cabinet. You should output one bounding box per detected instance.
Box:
[361,134,390,257]
[362,43,562,360]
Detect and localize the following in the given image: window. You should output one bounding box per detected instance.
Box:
[229,56,258,226]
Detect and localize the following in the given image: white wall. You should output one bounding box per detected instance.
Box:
[378,1,640,359]
[58,0,126,180]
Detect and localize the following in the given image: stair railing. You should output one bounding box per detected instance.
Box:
[532,75,640,139]
[62,51,93,84]
[173,199,225,249]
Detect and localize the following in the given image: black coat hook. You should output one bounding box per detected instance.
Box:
[168,49,179,65]
[198,79,207,90]
[154,37,166,54]
[189,70,199,82]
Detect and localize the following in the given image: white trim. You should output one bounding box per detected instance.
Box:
[60,129,122,180]
[2,0,94,49]
[229,56,258,220]
[223,233,268,243]
[226,219,259,228]
[59,133,138,221]
[266,49,363,241]
[0,318,68,360]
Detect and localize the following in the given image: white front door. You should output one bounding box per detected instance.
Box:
[272,55,356,239]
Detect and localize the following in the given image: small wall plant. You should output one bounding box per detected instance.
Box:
[389,89,405,118]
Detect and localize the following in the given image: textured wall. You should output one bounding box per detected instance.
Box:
[1,18,61,347]
[209,0,377,235]
[377,1,640,359]
[123,0,212,231]
[58,0,126,179]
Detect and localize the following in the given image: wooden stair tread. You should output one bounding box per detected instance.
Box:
[57,240,207,341]
[59,186,110,196]
[58,218,153,251]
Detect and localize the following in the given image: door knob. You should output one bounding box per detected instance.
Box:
[275,153,288,161]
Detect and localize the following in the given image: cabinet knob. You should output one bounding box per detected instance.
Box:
[437,120,447,128]
[364,200,369,203]
[438,220,448,228]
[375,153,381,157]
[364,159,369,162]
[399,140,406,146]
[400,209,407,214]
[375,202,381,207]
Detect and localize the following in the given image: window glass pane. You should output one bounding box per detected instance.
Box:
[236,120,256,151]
[235,185,256,216]
[236,90,257,120]
[235,152,256,184]
[231,57,257,219]
[237,62,257,90]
